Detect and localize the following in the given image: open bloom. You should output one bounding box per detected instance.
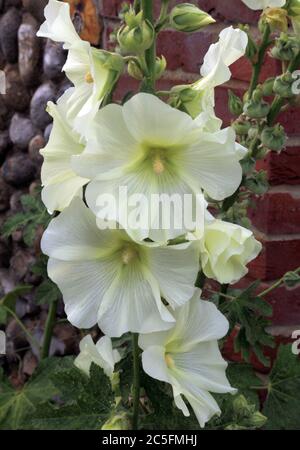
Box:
[63,42,124,136]
[75,335,121,378]
[171,27,248,124]
[41,198,199,337]
[139,292,236,428]
[241,0,286,10]
[37,0,81,49]
[40,88,89,213]
[197,219,262,284]
[72,93,245,242]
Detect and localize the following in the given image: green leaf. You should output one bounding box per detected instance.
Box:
[283,270,300,288]
[30,363,115,430]
[0,285,32,325]
[0,357,73,430]
[221,281,274,366]
[35,279,61,305]
[263,344,300,430]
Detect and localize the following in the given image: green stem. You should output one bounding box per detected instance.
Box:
[248,25,271,98]
[142,0,156,92]
[3,306,40,351]
[41,299,58,359]
[268,51,300,125]
[132,333,140,430]
[258,267,300,297]
[155,0,170,32]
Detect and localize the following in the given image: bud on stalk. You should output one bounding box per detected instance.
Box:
[170,3,215,33]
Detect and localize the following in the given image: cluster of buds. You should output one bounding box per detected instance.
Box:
[244,87,271,118]
[225,395,267,430]
[117,8,154,54]
[271,33,300,60]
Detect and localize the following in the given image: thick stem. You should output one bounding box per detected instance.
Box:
[248,25,271,98]
[132,333,140,430]
[41,299,58,359]
[142,0,156,92]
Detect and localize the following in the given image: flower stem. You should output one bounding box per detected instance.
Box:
[132,333,140,430]
[3,305,40,352]
[142,0,156,92]
[41,299,58,359]
[248,25,271,98]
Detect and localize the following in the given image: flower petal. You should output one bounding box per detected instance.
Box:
[141,345,171,384]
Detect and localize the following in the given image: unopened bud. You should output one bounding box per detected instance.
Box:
[247,411,267,428]
[228,90,243,116]
[243,99,270,119]
[233,395,251,417]
[155,55,167,80]
[271,33,300,61]
[262,77,275,96]
[117,9,154,54]
[232,118,251,135]
[261,124,286,151]
[273,72,295,98]
[170,3,215,33]
[127,59,143,80]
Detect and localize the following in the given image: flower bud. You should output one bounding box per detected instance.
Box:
[260,7,288,32]
[287,0,300,17]
[271,33,300,61]
[117,9,154,54]
[169,84,201,116]
[247,411,267,429]
[155,55,167,80]
[239,25,258,61]
[273,72,295,98]
[127,59,144,80]
[262,77,275,96]
[233,395,251,417]
[170,3,215,33]
[243,99,270,119]
[261,124,286,151]
[101,412,131,430]
[228,90,244,116]
[232,118,251,135]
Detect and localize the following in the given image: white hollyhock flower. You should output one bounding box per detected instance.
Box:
[40,88,89,213]
[241,0,286,11]
[184,26,248,122]
[75,335,121,378]
[63,42,124,136]
[139,292,236,428]
[72,93,245,242]
[37,0,81,49]
[198,219,262,284]
[41,198,199,337]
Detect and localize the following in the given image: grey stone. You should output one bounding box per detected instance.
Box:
[2,153,36,186]
[43,39,66,80]
[0,8,22,63]
[3,65,31,112]
[30,82,56,129]
[18,13,40,86]
[9,113,37,149]
[0,130,11,163]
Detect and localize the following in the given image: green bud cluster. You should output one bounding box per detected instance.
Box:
[117,9,154,54]
[225,395,267,430]
[169,3,215,33]
[271,33,300,61]
[244,87,271,119]
[273,72,295,98]
[228,90,244,116]
[261,124,287,151]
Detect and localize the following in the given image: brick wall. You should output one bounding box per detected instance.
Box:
[97,0,300,330]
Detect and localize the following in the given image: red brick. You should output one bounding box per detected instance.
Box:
[250,189,300,235]
[230,55,281,83]
[249,235,300,280]
[257,145,300,186]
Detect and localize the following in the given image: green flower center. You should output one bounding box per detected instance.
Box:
[121,245,139,265]
[165,352,175,369]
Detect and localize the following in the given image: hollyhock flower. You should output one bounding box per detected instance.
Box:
[74,335,121,378]
[72,92,245,242]
[37,0,81,49]
[40,88,89,213]
[241,0,286,10]
[41,198,199,337]
[63,42,124,136]
[37,0,124,136]
[139,292,236,428]
[170,26,248,123]
[197,219,262,284]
